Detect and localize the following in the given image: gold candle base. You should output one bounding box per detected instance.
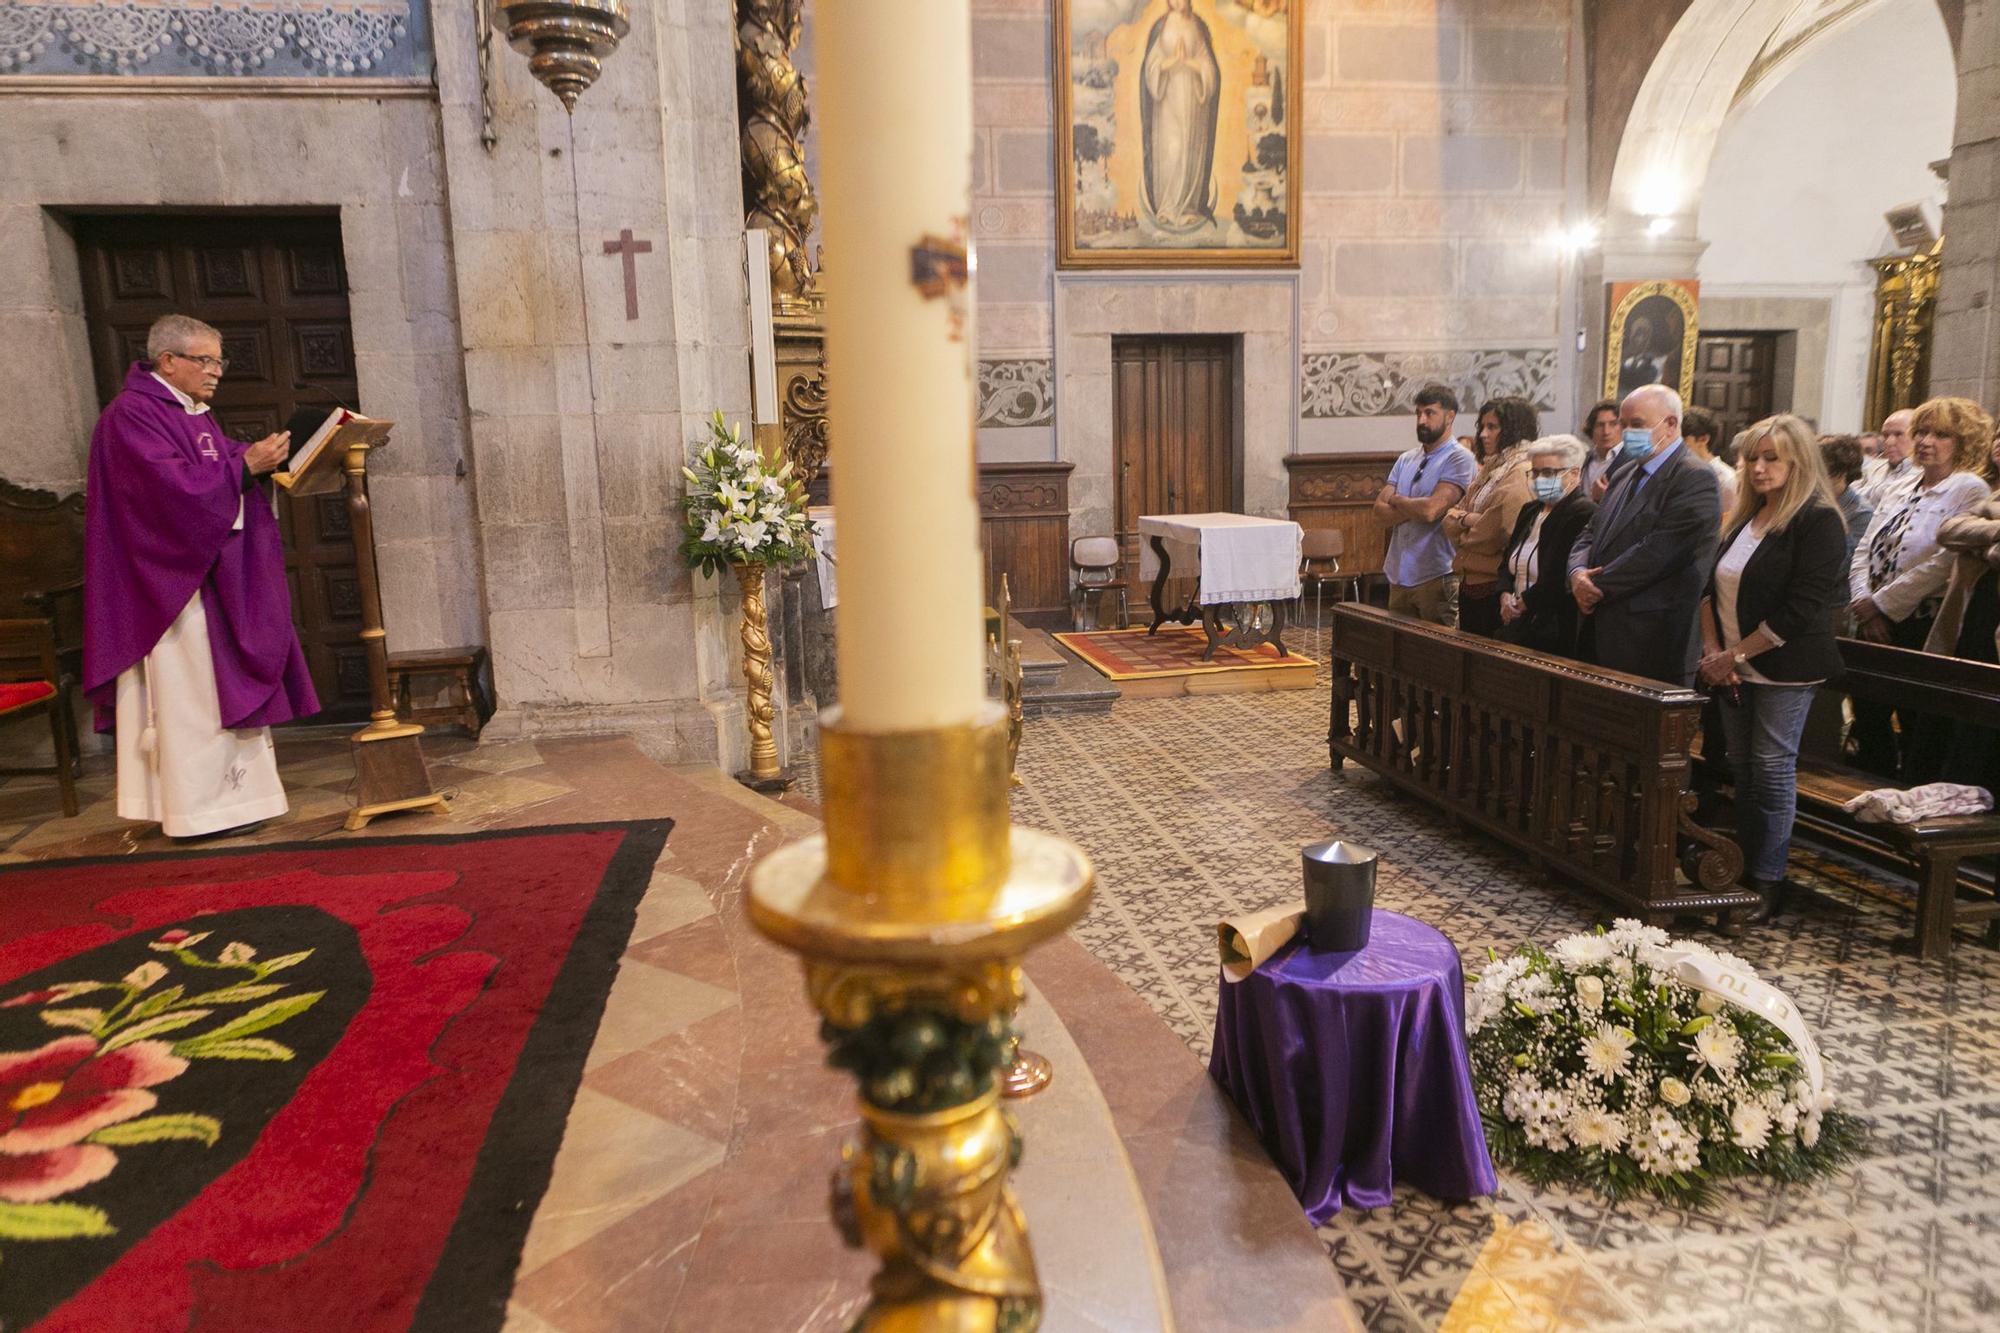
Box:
[998,1048,1052,1099]
[749,702,1092,1331]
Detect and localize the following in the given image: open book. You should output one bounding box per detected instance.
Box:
[275,407,394,496]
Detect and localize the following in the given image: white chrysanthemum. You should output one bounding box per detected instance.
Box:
[1693,1021,1744,1074]
[1552,934,1616,968]
[1607,919,1671,949]
[1569,1108,1627,1151]
[1510,971,1553,1004]
[1582,1024,1636,1080]
[1801,1108,1823,1148]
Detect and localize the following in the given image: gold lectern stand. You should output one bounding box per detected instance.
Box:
[277,421,448,832]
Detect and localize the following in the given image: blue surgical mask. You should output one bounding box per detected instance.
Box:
[1531,475,1565,504]
[1620,428,1654,460]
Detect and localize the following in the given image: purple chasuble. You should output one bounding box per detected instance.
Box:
[83,362,319,733]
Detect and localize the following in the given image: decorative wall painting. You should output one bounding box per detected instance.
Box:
[1057,0,1300,269]
[1603,280,1700,401]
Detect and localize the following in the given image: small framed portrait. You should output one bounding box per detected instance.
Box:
[1055,0,1301,269]
[1603,280,1700,401]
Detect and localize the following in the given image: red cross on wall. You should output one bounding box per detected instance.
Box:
[602,229,653,320]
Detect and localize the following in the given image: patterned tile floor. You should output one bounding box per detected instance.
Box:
[990,624,2000,1333]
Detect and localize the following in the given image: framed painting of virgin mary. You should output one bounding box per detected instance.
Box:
[1056,0,1301,269]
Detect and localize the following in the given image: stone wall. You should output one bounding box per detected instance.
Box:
[1934,0,2000,409]
[430,0,755,764]
[961,0,1583,464]
[0,88,480,657]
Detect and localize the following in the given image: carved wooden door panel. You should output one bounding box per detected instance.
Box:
[74,213,369,721]
[1112,335,1238,602]
[1692,332,1778,446]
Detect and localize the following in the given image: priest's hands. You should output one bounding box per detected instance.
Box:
[244,432,290,476]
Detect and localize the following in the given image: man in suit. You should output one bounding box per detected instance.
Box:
[1566,385,1722,687]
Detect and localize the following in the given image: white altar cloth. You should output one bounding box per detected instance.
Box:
[1137,513,1302,605]
[808,507,837,608]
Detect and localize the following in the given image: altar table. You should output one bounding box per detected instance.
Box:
[1208,909,1496,1224]
[1137,512,1302,660]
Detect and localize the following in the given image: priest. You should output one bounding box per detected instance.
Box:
[83,313,320,839]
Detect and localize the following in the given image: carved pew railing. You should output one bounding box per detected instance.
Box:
[1328,604,1754,926]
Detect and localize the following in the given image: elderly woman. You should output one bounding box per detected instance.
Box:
[1697,414,1847,915]
[1445,395,1540,636]
[1495,434,1596,657]
[1847,396,1995,773]
[1819,434,1874,567]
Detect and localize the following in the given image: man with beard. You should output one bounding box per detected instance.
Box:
[1373,383,1478,627]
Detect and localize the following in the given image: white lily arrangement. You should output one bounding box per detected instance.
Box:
[678,411,814,577]
[1467,920,1864,1204]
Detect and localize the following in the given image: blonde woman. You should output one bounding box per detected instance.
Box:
[1696,414,1847,912]
[1846,396,1994,773]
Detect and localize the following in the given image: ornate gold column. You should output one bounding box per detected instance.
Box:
[736,0,830,485]
[1866,237,1944,427]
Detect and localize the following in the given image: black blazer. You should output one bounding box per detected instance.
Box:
[1496,489,1596,656]
[1566,444,1723,686]
[1704,500,1847,684]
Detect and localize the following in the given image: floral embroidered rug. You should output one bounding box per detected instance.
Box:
[0,820,671,1332]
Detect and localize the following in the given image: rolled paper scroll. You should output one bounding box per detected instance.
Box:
[1217,905,1305,982]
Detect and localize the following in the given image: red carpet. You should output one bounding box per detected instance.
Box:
[0,821,671,1332]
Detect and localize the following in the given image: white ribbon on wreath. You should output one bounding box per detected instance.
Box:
[1655,947,1826,1100]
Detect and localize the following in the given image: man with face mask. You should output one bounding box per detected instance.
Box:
[1373,383,1479,626]
[1564,385,1722,686]
[1496,435,1596,657]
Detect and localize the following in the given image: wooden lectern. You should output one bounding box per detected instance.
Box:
[276,417,449,831]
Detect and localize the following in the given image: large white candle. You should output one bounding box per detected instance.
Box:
[817,0,987,731]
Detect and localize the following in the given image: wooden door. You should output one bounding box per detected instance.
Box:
[74,213,370,721]
[1692,332,1778,445]
[1112,335,1238,602]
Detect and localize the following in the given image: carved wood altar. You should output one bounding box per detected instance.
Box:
[978,462,1073,618]
[1286,452,1396,582]
[1328,604,1754,926]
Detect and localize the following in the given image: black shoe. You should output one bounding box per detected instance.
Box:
[1749,877,1793,924]
[172,820,266,844]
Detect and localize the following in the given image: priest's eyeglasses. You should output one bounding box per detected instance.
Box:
[165,351,230,373]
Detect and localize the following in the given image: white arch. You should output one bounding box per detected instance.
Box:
[1606,0,1895,229]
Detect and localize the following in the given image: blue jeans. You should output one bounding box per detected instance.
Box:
[1715,682,1816,883]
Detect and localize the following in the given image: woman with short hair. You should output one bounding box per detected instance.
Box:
[1496,434,1595,657]
[1445,395,1539,636]
[1818,434,1873,567]
[1697,414,1848,915]
[1846,396,1995,773]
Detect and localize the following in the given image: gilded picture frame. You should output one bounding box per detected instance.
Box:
[1603,279,1700,402]
[1055,0,1301,270]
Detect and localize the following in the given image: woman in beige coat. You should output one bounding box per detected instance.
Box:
[1445,395,1539,636]
[1910,410,2000,786]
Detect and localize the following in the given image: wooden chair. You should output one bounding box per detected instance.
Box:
[1298,528,1359,630]
[1069,535,1127,631]
[0,478,86,817]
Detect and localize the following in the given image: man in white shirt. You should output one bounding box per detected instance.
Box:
[1860,410,1916,505]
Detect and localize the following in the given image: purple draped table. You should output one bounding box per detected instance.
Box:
[1208,908,1497,1224]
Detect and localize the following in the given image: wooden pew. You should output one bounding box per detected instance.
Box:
[1699,639,2000,961]
[1327,603,1757,927]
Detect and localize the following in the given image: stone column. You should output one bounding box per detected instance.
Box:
[1933,0,2000,408]
[433,1,758,765]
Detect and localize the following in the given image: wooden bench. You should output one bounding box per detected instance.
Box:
[1697,639,2000,961]
[386,646,494,738]
[1327,603,1756,928]
[0,478,85,815]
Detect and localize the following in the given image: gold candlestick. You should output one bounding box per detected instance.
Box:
[749,703,1092,1329]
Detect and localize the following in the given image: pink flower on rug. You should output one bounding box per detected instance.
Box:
[0,1035,190,1203]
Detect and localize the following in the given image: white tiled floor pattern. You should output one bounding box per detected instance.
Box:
[996,624,2000,1333]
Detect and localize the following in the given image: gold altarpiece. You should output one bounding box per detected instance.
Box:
[737,0,828,485]
[1865,238,1943,428]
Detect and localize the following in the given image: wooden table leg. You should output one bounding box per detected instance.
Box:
[1269,598,1289,657]
[1147,535,1172,635]
[1199,604,1228,660]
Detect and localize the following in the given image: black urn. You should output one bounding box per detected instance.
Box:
[1302,838,1377,952]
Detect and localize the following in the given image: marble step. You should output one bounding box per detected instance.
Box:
[1012,623,1119,718]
